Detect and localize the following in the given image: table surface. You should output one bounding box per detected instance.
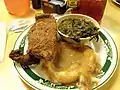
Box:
[0,0,120,90]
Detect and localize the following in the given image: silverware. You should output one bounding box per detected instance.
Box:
[9,19,35,32]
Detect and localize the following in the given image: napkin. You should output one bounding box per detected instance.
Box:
[0,22,7,63]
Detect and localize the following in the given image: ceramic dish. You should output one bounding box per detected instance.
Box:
[112,0,120,6]
[57,14,100,44]
[13,26,118,90]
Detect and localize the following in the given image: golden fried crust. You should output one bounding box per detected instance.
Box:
[9,14,57,65]
[27,14,57,61]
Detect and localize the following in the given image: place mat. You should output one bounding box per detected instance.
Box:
[0,22,7,62]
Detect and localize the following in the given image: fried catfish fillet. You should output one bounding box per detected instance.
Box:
[9,14,57,65]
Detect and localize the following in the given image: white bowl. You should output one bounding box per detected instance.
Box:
[57,14,101,44]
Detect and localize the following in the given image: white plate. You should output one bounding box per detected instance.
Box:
[13,27,118,90]
[112,0,120,6]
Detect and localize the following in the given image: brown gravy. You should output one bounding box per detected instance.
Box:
[42,42,101,89]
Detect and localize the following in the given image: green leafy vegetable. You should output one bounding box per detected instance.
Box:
[58,18,99,42]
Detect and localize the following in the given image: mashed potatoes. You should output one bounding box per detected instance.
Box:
[41,42,101,90]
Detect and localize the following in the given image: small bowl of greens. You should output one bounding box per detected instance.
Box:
[57,14,100,44]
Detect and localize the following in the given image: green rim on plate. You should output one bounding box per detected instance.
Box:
[13,28,118,90]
